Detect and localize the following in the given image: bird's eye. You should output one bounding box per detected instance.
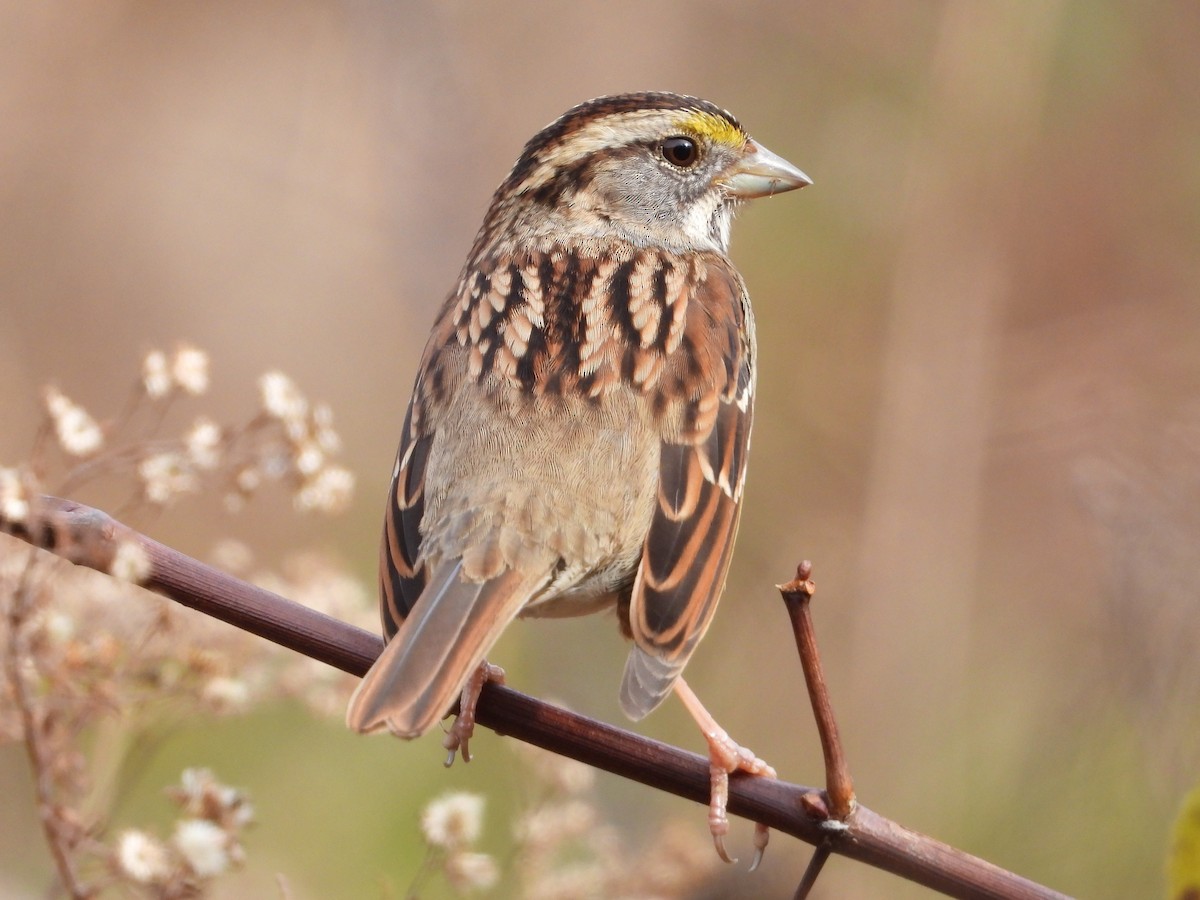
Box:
[660,136,700,168]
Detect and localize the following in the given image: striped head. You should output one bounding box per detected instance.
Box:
[475,92,809,258]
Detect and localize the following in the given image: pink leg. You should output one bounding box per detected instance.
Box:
[674,677,776,869]
[442,661,505,766]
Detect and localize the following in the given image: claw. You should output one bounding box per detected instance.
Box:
[440,661,505,767]
[749,822,770,871]
[713,831,735,865]
[710,763,735,864]
[674,678,777,867]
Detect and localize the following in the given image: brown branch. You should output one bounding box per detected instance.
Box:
[779,561,854,820]
[4,549,93,899]
[1,495,1074,900]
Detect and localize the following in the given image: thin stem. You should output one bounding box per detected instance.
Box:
[793,845,831,900]
[3,552,93,899]
[779,562,855,820]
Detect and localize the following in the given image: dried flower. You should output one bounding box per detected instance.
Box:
[115,829,171,884]
[43,386,104,456]
[172,345,210,395]
[294,465,355,514]
[138,452,199,504]
[293,440,324,477]
[173,818,230,877]
[185,417,222,470]
[446,852,500,893]
[234,466,261,495]
[312,403,342,454]
[0,466,31,523]
[142,350,172,399]
[259,371,307,422]
[201,676,250,713]
[422,792,485,849]
[109,540,152,584]
[170,768,254,831]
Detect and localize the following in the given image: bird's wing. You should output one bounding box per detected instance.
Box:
[379,397,431,640]
[377,294,466,639]
[620,255,754,720]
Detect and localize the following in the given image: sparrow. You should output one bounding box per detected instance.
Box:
[347,91,809,863]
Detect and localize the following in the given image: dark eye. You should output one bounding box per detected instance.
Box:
[660,136,700,168]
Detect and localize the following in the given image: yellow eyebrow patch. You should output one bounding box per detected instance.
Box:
[678,109,746,148]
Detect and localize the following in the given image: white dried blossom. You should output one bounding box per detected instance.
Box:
[171,769,253,830]
[293,440,325,477]
[44,386,104,456]
[110,539,152,584]
[259,371,307,422]
[173,818,229,877]
[259,451,291,481]
[0,466,30,523]
[201,676,249,713]
[115,829,172,884]
[283,415,309,443]
[421,792,485,849]
[138,452,199,504]
[142,350,172,398]
[185,417,222,470]
[234,466,261,494]
[172,345,210,395]
[175,768,211,811]
[294,465,354,514]
[228,797,255,830]
[446,852,500,893]
[312,403,342,454]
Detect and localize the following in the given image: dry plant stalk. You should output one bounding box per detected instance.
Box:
[0,346,365,898]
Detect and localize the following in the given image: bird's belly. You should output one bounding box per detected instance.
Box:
[419,385,659,602]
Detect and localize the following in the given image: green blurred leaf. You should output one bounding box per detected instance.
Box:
[1169,784,1200,900]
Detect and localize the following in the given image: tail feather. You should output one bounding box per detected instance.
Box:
[618,644,684,721]
[347,561,543,736]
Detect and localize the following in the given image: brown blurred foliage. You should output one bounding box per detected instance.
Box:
[3,1,1200,897]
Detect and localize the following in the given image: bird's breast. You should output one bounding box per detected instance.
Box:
[419,379,660,595]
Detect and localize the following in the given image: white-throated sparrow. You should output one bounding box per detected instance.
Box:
[347,92,809,862]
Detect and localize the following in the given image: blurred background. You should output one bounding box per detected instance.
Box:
[2,1,1199,897]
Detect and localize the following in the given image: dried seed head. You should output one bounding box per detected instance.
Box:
[142,350,172,399]
[172,345,210,396]
[421,792,485,849]
[43,386,104,456]
[115,829,172,884]
[173,818,230,877]
[110,540,152,584]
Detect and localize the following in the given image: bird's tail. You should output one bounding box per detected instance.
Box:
[346,561,543,736]
[618,645,684,721]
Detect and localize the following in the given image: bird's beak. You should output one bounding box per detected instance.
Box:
[723,140,812,199]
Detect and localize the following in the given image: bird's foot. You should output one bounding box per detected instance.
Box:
[442,661,505,766]
[674,677,776,868]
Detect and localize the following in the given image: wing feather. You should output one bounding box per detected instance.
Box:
[620,258,754,719]
[379,401,431,638]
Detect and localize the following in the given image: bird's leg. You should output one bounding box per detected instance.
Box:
[442,660,505,767]
[673,677,776,869]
